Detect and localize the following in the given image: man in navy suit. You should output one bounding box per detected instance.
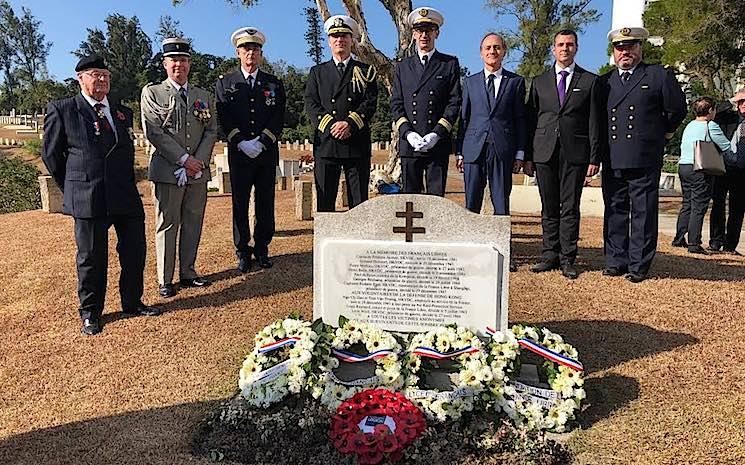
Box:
[600,27,686,283]
[526,29,603,279]
[456,32,527,216]
[391,7,461,196]
[42,55,160,336]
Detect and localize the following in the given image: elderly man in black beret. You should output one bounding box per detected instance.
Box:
[42,54,160,336]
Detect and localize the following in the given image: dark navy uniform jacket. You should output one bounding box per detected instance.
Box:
[42,94,143,219]
[391,51,462,158]
[215,69,286,166]
[600,62,686,169]
[304,58,378,159]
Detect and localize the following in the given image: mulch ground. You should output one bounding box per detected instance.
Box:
[0,174,743,464]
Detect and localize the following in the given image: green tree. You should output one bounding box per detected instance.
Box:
[643,0,744,98]
[485,0,600,79]
[75,14,153,105]
[304,2,324,65]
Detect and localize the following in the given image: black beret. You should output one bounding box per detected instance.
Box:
[75,54,108,72]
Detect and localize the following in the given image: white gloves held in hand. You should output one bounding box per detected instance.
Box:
[238,137,266,158]
[406,131,440,152]
[173,168,203,187]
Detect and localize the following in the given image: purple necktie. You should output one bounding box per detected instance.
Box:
[557,70,569,106]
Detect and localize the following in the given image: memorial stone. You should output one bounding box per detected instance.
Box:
[313,194,510,337]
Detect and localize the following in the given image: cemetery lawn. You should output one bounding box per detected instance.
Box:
[0,190,743,464]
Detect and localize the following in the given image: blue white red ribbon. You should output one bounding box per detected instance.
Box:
[332,348,394,362]
[517,338,584,372]
[258,337,301,354]
[412,346,480,359]
[485,326,497,338]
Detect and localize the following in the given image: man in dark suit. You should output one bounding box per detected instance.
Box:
[42,55,160,336]
[600,27,686,283]
[391,7,461,196]
[216,27,286,273]
[456,32,527,216]
[304,15,378,212]
[526,29,603,279]
[709,90,745,255]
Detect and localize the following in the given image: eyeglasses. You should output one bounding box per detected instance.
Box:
[413,27,437,35]
[81,70,111,80]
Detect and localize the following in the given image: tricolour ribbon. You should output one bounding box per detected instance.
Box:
[258,337,301,354]
[331,348,394,363]
[485,326,498,338]
[412,346,480,359]
[517,338,584,372]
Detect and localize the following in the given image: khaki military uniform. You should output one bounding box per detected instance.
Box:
[141,79,218,285]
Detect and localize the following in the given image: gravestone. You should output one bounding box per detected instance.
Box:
[313,194,510,337]
[38,175,63,213]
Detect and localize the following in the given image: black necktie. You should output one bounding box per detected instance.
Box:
[487,74,496,107]
[337,62,345,76]
[421,54,428,68]
[621,72,631,84]
[179,87,187,104]
[246,75,254,89]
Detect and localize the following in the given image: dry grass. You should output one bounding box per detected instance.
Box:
[0,181,743,465]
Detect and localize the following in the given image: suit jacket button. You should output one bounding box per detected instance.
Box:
[186,146,191,150]
[626,134,632,139]
[251,120,255,124]
[250,98,255,102]
[331,99,335,103]
[413,93,417,97]
[332,110,337,114]
[250,109,255,112]
[611,135,617,140]
[611,116,617,122]
[347,97,352,101]
[629,115,634,120]
[429,91,434,95]
[611,125,616,131]
[629,105,635,111]
[428,110,433,114]
[186,122,190,126]
[413,102,417,106]
[187,134,191,138]
[412,110,417,115]
[628,124,633,130]
[428,119,432,124]
[428,101,433,105]
[413,120,417,125]
[611,108,617,113]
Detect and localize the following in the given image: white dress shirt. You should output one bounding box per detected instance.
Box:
[483,67,503,99]
[332,56,352,68]
[241,67,259,86]
[417,49,435,66]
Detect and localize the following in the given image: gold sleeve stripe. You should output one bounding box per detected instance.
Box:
[349,112,365,129]
[227,128,241,142]
[394,117,409,131]
[262,128,277,143]
[437,118,453,132]
[318,114,334,132]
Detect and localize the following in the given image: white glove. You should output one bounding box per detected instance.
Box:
[239,137,265,158]
[406,132,427,152]
[193,170,203,180]
[173,167,188,187]
[420,132,441,151]
[238,140,254,157]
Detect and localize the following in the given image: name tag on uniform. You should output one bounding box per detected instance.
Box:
[436,75,444,79]
[641,84,649,89]
[572,88,581,92]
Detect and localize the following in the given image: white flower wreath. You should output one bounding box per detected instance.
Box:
[487,325,586,432]
[403,325,491,422]
[309,319,404,410]
[238,317,318,408]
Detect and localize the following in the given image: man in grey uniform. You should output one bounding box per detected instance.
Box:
[142,38,218,298]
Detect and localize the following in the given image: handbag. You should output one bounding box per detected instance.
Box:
[693,123,726,176]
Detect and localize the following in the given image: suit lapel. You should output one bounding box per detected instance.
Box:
[75,94,112,157]
[415,51,442,93]
[610,63,646,108]
[491,71,509,115]
[475,74,491,112]
[333,59,354,98]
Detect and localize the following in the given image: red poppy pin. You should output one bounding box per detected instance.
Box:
[115,110,126,121]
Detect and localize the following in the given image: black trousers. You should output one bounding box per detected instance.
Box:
[463,144,512,215]
[602,167,661,275]
[535,144,588,264]
[401,156,448,196]
[230,161,275,258]
[709,166,745,250]
[314,156,370,212]
[675,164,712,247]
[74,215,146,321]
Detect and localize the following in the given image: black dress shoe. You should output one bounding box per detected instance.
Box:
[159,283,176,298]
[707,243,722,252]
[671,238,688,248]
[625,272,646,283]
[602,266,627,277]
[238,256,251,273]
[81,318,101,336]
[531,260,559,273]
[123,303,161,317]
[180,277,211,287]
[722,248,742,256]
[561,264,580,280]
[688,245,709,255]
[255,255,273,269]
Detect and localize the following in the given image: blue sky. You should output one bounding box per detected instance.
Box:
[10,0,614,81]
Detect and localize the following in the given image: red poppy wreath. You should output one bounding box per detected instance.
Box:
[329,388,426,464]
